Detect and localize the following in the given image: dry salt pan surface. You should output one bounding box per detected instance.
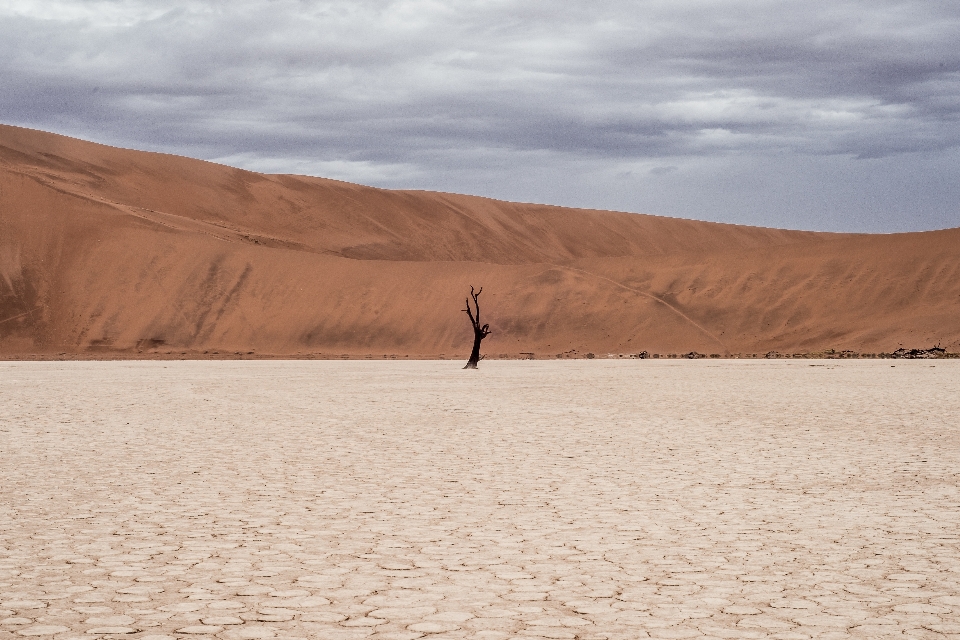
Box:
[1,361,959,640]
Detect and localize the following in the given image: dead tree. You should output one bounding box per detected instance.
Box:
[463,286,491,369]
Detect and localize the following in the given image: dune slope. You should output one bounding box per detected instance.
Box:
[1,124,958,358]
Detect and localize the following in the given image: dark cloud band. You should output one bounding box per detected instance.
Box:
[2,0,959,231]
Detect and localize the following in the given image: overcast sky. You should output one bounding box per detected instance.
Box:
[3,0,959,232]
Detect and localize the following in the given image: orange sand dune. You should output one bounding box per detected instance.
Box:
[1,124,958,358]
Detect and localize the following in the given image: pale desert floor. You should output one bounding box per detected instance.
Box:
[1,360,959,640]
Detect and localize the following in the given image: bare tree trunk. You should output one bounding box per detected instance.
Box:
[463,286,490,369]
[465,331,483,369]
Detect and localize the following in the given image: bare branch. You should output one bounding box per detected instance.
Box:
[464,297,478,327]
[469,287,482,326]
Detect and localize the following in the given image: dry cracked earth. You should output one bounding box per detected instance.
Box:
[1,360,959,640]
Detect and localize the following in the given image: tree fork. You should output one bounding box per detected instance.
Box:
[463,286,491,369]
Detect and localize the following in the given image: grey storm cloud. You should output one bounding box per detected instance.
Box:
[2,0,960,231]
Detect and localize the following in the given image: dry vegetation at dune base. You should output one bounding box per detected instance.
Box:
[1,347,957,362]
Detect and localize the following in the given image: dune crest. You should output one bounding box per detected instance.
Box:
[1,124,958,358]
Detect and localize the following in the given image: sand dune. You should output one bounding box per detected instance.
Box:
[1,124,958,358]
